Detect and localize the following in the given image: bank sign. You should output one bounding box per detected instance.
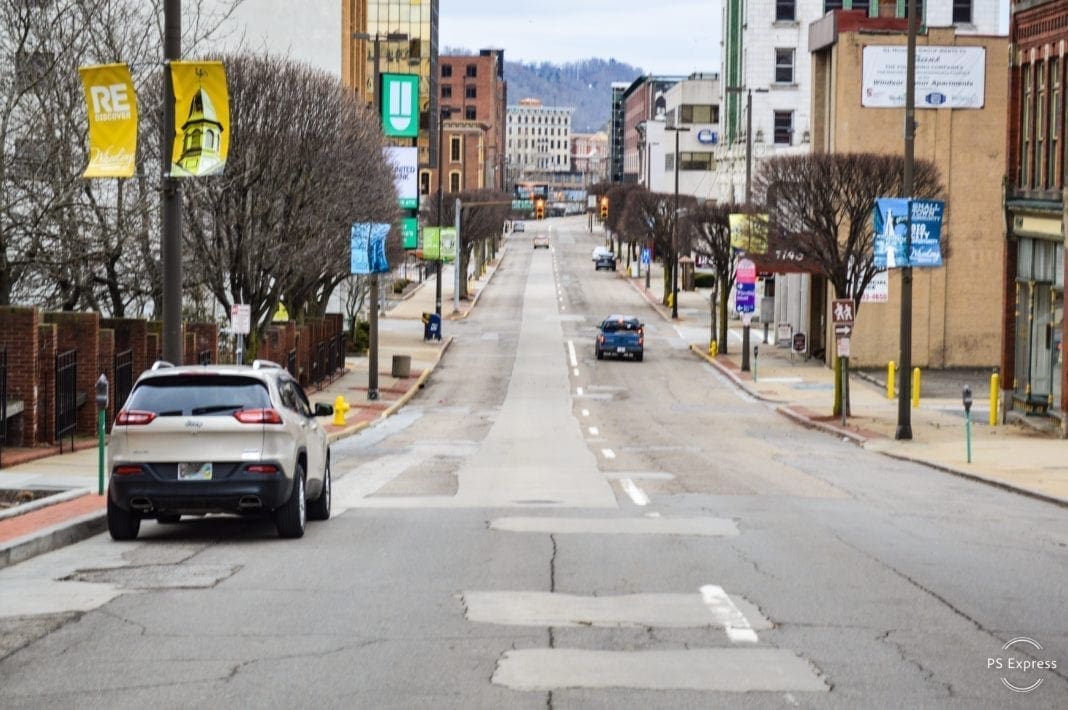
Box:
[862,46,985,109]
[382,73,419,137]
[386,146,418,209]
[872,198,944,269]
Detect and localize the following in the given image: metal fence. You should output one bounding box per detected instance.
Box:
[113,349,133,412]
[286,349,298,379]
[55,349,77,451]
[197,348,212,365]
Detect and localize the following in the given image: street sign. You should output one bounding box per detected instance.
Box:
[231,304,250,335]
[512,199,533,210]
[837,336,851,358]
[736,258,757,285]
[834,324,853,335]
[735,282,756,313]
[832,298,855,326]
[641,248,651,265]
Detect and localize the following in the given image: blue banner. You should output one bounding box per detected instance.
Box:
[351,222,391,274]
[873,198,944,268]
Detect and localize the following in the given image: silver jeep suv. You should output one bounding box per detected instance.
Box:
[106,360,334,540]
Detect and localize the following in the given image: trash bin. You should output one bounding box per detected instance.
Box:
[391,354,411,378]
[422,312,442,341]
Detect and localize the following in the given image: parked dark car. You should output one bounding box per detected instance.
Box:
[594,253,616,271]
[595,315,644,361]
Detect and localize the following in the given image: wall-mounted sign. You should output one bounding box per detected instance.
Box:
[381,73,419,137]
[696,128,718,144]
[862,46,986,109]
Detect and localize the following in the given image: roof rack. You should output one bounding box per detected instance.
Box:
[252,359,282,370]
[150,360,175,370]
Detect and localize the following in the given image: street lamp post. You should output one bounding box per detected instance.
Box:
[352,30,408,401]
[436,106,451,316]
[665,125,690,320]
[725,85,767,372]
[161,0,182,364]
[896,0,919,440]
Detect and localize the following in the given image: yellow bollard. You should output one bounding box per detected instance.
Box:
[709,340,718,357]
[912,367,921,408]
[332,395,349,426]
[989,372,999,426]
[887,360,896,399]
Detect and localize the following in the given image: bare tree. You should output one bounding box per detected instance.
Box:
[619,188,697,306]
[181,54,396,355]
[752,152,945,413]
[681,201,742,354]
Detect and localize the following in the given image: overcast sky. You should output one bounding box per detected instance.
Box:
[214,0,720,77]
[440,0,722,74]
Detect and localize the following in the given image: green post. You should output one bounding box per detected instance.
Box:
[97,409,105,495]
[95,374,109,495]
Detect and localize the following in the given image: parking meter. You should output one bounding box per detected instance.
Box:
[95,374,109,495]
[962,385,973,464]
[962,385,973,415]
[95,374,109,409]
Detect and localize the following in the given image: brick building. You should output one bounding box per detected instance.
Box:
[426,49,507,198]
[808,13,1008,370]
[1004,0,1068,427]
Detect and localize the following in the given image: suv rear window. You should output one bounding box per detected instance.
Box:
[126,375,272,416]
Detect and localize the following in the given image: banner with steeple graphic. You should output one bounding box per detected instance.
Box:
[79,63,138,178]
[169,61,229,177]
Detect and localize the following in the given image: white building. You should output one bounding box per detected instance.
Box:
[506,98,575,178]
[638,73,721,201]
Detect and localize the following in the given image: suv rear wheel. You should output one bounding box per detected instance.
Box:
[275,464,306,538]
[107,495,141,541]
[308,458,331,521]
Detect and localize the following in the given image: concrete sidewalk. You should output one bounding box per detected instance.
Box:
[0,254,503,569]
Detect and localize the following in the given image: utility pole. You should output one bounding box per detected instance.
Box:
[161,0,182,364]
[896,0,918,440]
[436,108,449,316]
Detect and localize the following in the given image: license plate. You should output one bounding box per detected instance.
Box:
[178,462,212,481]
[616,347,626,353]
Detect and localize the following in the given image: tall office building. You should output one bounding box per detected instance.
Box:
[342,0,438,166]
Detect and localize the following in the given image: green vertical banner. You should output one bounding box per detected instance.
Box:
[401,217,419,249]
[423,226,440,260]
[381,73,419,137]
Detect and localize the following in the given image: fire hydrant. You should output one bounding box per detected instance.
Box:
[332,395,350,426]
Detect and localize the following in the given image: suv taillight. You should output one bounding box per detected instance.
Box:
[116,410,157,425]
[234,408,283,424]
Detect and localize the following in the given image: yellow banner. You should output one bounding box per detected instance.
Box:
[79,64,137,178]
[729,213,769,254]
[169,61,229,177]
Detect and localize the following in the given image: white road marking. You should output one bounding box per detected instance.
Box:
[567,340,578,367]
[576,387,584,396]
[581,409,590,417]
[645,511,661,518]
[573,368,579,376]
[620,478,649,506]
[588,426,599,436]
[701,584,759,643]
[491,517,740,536]
[784,693,800,706]
[603,471,674,480]
[601,448,615,459]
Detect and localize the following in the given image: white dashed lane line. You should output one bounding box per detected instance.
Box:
[588,426,599,436]
[600,448,615,460]
[620,478,649,506]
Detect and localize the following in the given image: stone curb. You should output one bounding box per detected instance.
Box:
[1,508,107,571]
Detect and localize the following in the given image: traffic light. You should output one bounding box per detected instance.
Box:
[535,199,545,220]
[599,196,608,220]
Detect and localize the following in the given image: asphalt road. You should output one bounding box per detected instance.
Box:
[1,217,1066,708]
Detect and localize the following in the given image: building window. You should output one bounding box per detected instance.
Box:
[449,171,461,192]
[680,104,718,123]
[465,85,477,99]
[952,0,971,23]
[466,64,477,78]
[1051,58,1061,189]
[774,111,793,145]
[450,136,461,162]
[776,0,795,21]
[419,170,431,195]
[825,0,843,10]
[1037,60,1047,188]
[679,152,714,170]
[441,64,452,78]
[906,0,924,21]
[465,106,477,120]
[775,49,795,84]
[1022,63,1032,188]
[851,0,871,13]
[442,85,452,99]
